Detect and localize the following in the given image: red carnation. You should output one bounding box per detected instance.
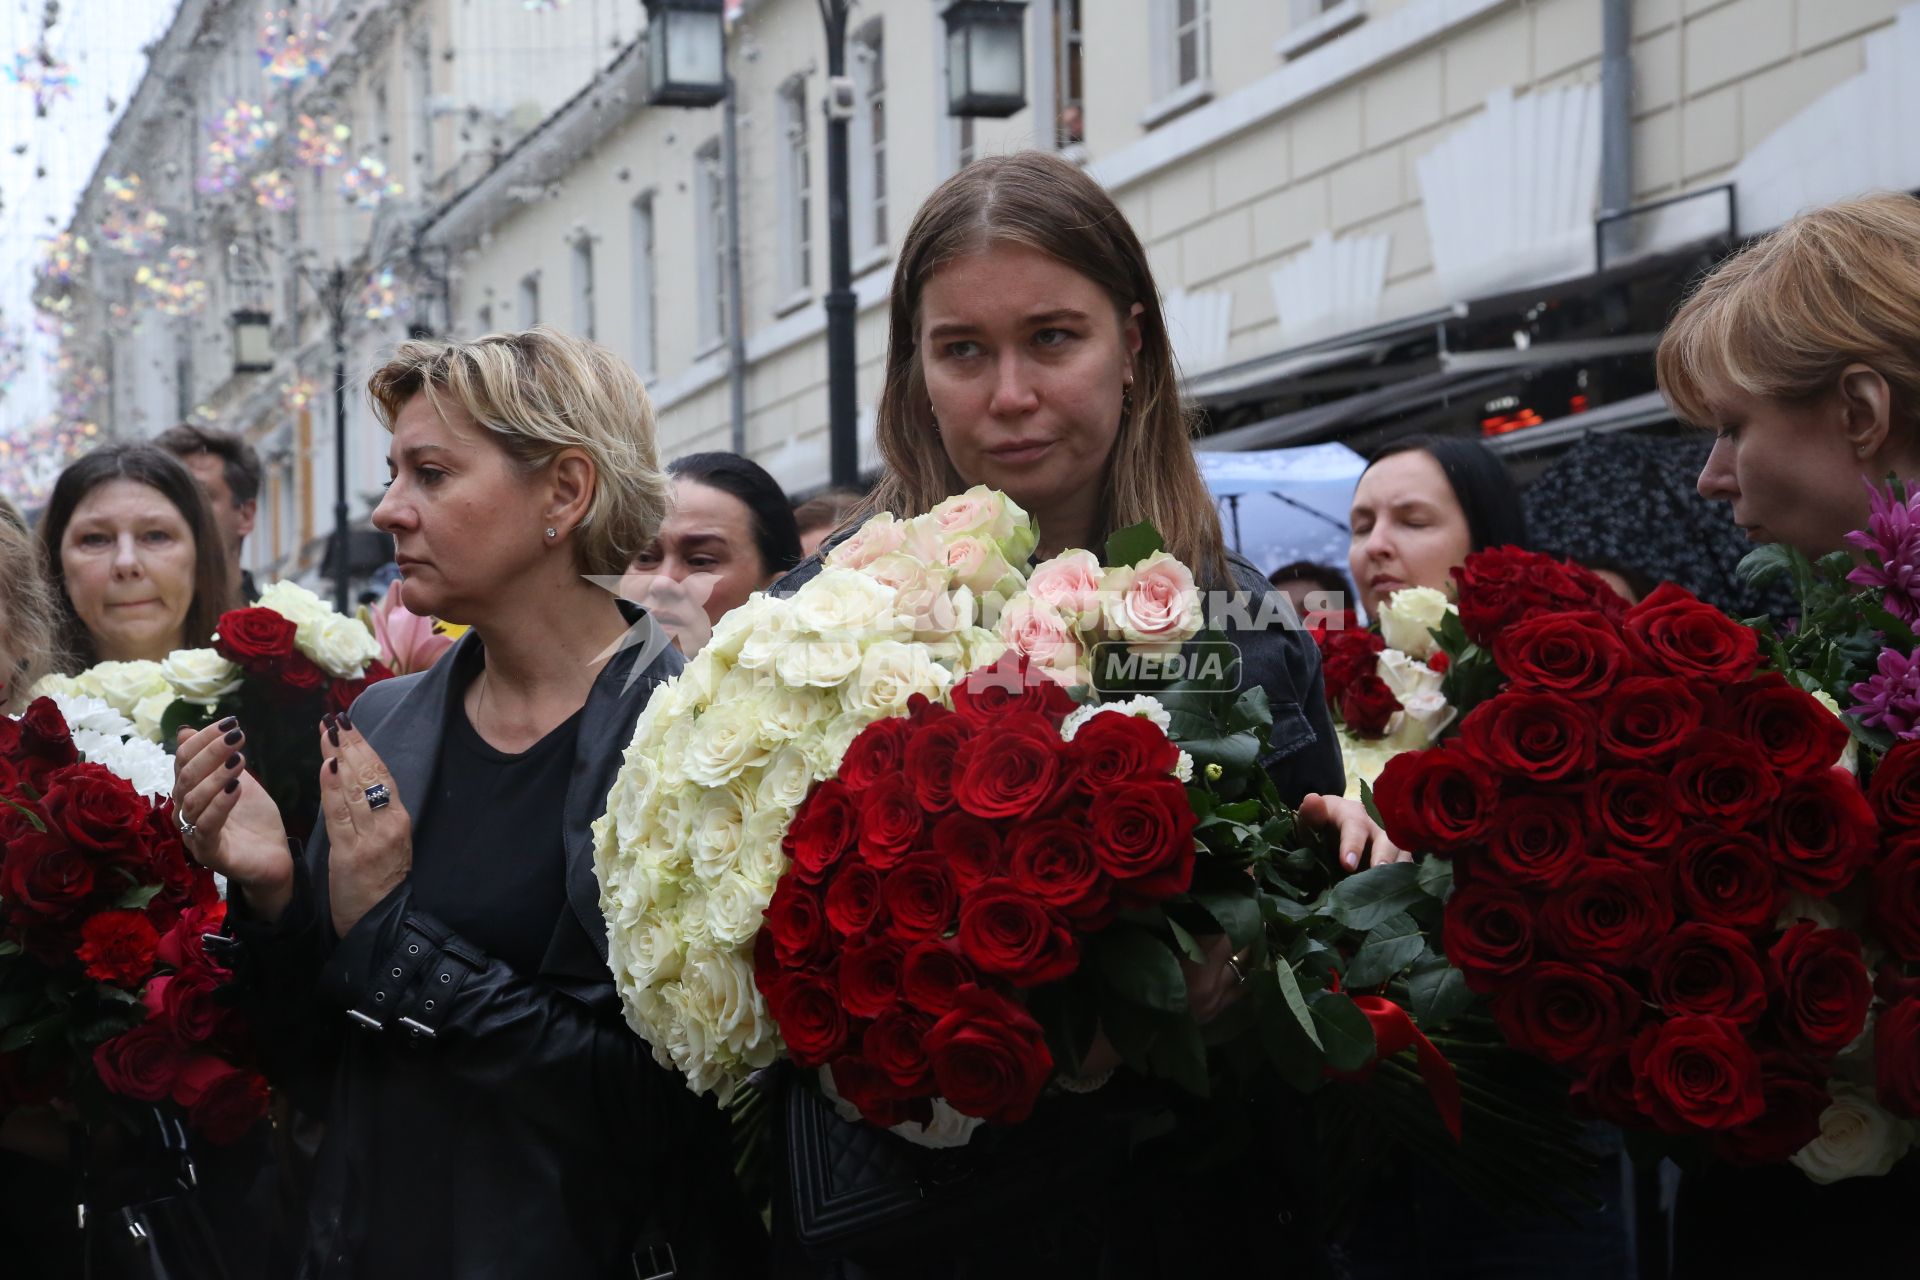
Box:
[922,986,1054,1124]
[1768,923,1871,1057]
[77,910,162,988]
[1623,583,1760,683]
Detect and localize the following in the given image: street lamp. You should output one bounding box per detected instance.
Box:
[644,0,728,108]
[230,308,274,374]
[943,1,1029,118]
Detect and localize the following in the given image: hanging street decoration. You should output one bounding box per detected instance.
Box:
[339,155,404,209]
[294,114,351,168]
[357,269,411,322]
[252,168,297,212]
[259,9,333,87]
[4,45,76,115]
[0,415,101,510]
[282,375,317,412]
[133,246,210,317]
[0,321,26,399]
[199,99,280,195]
[37,231,89,286]
[98,175,168,255]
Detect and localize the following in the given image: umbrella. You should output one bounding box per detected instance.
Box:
[1521,430,1791,618]
[1196,443,1365,580]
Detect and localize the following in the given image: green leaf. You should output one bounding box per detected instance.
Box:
[1325,862,1427,931]
[1172,730,1262,775]
[1366,911,1421,941]
[1091,927,1189,1015]
[1104,520,1165,568]
[1227,685,1273,734]
[0,1013,62,1054]
[1735,543,1795,591]
[1357,777,1385,827]
[114,883,164,911]
[1164,914,1208,965]
[1407,954,1474,1028]
[1416,856,1455,901]
[1189,890,1263,950]
[1307,992,1377,1073]
[1343,934,1427,990]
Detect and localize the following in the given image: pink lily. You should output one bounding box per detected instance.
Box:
[368,580,456,675]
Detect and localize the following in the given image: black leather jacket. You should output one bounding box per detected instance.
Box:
[228,609,762,1279]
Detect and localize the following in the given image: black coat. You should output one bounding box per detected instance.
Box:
[227,608,763,1279]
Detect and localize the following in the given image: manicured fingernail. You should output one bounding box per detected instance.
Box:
[224,729,243,745]
[328,724,340,747]
[223,778,239,794]
[329,758,339,774]
[337,714,353,732]
[218,717,237,731]
[225,753,242,770]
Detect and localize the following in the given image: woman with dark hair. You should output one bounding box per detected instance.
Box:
[36,443,235,670]
[622,451,802,656]
[1347,434,1527,617]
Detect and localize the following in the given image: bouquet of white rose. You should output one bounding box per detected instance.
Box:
[1312,586,1460,801]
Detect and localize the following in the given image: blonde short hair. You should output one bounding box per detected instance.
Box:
[0,495,61,712]
[1658,193,1920,434]
[366,327,669,577]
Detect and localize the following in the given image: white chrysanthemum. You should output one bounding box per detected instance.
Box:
[45,692,133,738]
[1175,751,1195,783]
[1060,696,1173,741]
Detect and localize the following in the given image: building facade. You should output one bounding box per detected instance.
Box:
[49,0,1920,586]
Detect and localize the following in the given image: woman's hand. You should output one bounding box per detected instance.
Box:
[1183,932,1252,1025]
[320,713,413,939]
[173,718,294,921]
[1298,792,1409,871]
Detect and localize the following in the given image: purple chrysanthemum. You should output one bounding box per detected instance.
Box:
[1846,481,1920,622]
[1850,646,1920,740]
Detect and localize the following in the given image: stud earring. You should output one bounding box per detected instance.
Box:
[545,527,557,539]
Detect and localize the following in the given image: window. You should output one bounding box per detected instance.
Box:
[570,236,595,339]
[631,194,657,378]
[1278,0,1367,59]
[1146,0,1212,122]
[777,77,812,299]
[1172,0,1209,90]
[1055,0,1085,146]
[851,22,887,256]
[518,273,540,326]
[695,138,728,349]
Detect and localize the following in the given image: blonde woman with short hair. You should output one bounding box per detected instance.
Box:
[1661,191,1920,556]
[0,496,60,713]
[170,328,760,1276]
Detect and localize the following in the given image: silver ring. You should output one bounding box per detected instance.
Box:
[177,811,198,841]
[1226,956,1248,986]
[364,783,391,811]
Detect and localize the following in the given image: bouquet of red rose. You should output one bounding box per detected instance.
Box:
[158,581,393,835]
[1375,547,1918,1179]
[0,698,267,1144]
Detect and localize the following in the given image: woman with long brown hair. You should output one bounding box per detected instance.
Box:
[769,150,1395,1278]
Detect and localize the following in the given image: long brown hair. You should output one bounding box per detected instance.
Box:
[0,496,61,709]
[869,151,1229,584]
[37,444,236,672]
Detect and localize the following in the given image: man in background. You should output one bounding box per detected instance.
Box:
[156,422,263,601]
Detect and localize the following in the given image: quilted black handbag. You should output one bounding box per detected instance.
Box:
[79,1109,231,1280]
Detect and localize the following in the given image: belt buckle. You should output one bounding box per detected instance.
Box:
[631,1241,676,1279]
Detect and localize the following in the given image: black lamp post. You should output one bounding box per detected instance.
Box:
[821,0,858,489]
[643,0,728,108]
[943,1,1029,118]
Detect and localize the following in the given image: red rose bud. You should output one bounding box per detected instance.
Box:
[902,715,972,813]
[1372,749,1499,854]
[1872,838,1920,964]
[1647,924,1768,1025]
[276,652,328,697]
[1870,742,1920,833]
[1623,583,1760,683]
[18,697,78,763]
[1339,674,1402,738]
[856,774,924,870]
[952,713,1065,821]
[763,876,831,968]
[1006,820,1112,928]
[1769,769,1876,895]
[93,1023,185,1103]
[1713,1060,1830,1165]
[213,607,299,673]
[143,970,228,1043]
[1453,547,1623,645]
[170,1056,270,1145]
[880,853,960,942]
[1719,678,1849,777]
[930,814,1003,892]
[37,762,151,855]
[1874,997,1920,1119]
[771,971,850,1067]
[1669,828,1783,935]
[1066,712,1181,789]
[922,986,1054,1125]
[1318,628,1386,706]
[1669,730,1782,829]
[840,718,910,793]
[786,780,858,883]
[1457,692,1597,783]
[901,941,977,1016]
[1538,864,1671,968]
[77,909,162,988]
[862,1008,937,1090]
[956,881,1079,988]
[1087,778,1196,906]
[951,656,1076,729]
[823,861,883,938]
[1426,651,1451,674]
[1485,795,1587,889]
[1493,610,1630,701]
[1586,769,1684,858]
[840,935,908,1018]
[1442,882,1536,993]
[1629,1016,1765,1134]
[1768,923,1872,1057]
[1491,961,1642,1069]
[1,830,96,922]
[1598,677,1704,764]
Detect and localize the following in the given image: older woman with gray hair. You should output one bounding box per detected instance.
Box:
[170,328,760,1277]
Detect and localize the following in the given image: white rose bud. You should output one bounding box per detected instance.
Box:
[160,648,241,704]
[1377,587,1453,660]
[85,660,172,721]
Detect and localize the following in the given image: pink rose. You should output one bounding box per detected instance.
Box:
[864,553,967,638]
[1103,552,1202,651]
[927,485,1037,564]
[945,536,1023,604]
[997,596,1080,672]
[824,513,908,570]
[1026,550,1105,628]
